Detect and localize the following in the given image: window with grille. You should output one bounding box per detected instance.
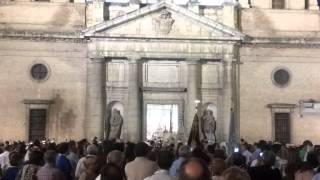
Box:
[274,113,290,143]
[272,0,285,9]
[29,109,47,141]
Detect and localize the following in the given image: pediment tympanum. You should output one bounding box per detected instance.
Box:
[83,1,245,41]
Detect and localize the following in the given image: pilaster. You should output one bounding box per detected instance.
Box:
[85,58,106,140]
[127,57,143,142]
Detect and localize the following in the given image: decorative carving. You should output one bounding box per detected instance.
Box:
[107,109,123,140]
[153,9,175,35]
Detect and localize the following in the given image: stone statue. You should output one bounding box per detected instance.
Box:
[107,109,123,140]
[200,110,217,143]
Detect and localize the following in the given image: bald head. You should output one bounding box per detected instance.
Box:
[180,158,210,180]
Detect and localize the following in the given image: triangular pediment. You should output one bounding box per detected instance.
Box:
[83,1,246,40]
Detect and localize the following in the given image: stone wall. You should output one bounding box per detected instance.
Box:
[0,2,85,32]
[0,39,87,142]
[240,45,320,144]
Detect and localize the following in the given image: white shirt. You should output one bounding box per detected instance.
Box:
[75,155,96,178]
[144,170,177,180]
[0,151,10,170]
[242,150,252,165]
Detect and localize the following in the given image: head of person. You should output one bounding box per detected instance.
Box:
[107,150,123,167]
[44,150,57,165]
[29,148,43,166]
[134,142,150,157]
[9,151,23,167]
[211,158,227,177]
[230,153,246,168]
[57,142,69,155]
[69,140,77,153]
[179,158,211,180]
[86,144,99,156]
[261,150,276,168]
[101,163,125,180]
[240,143,249,153]
[84,156,98,173]
[178,145,190,158]
[221,167,251,180]
[191,147,211,164]
[302,140,313,150]
[157,150,174,170]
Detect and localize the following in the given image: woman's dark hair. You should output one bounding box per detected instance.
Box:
[100,163,125,180]
[191,147,211,164]
[28,149,43,166]
[124,142,135,163]
[230,153,247,169]
[157,151,174,170]
[9,152,23,166]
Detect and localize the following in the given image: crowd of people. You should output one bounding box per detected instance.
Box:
[0,138,319,180]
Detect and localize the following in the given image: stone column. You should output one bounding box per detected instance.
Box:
[309,0,319,10]
[127,57,142,142]
[85,58,106,141]
[222,55,234,142]
[185,60,201,138]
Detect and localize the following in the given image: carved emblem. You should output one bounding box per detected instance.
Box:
[153,10,175,35]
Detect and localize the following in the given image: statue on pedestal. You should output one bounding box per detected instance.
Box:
[107,109,123,140]
[200,109,216,143]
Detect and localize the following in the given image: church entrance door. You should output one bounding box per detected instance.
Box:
[146,104,178,140]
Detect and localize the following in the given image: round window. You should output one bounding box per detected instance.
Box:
[272,68,291,87]
[30,63,48,81]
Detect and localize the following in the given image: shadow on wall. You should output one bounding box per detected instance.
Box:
[52,93,77,140]
[240,8,275,36]
[49,3,71,27]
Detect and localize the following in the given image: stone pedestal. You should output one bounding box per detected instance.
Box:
[186,60,201,138]
[85,58,106,141]
[238,0,250,8]
[127,58,142,142]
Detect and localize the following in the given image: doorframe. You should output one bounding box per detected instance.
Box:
[267,103,296,143]
[143,99,184,141]
[23,99,54,142]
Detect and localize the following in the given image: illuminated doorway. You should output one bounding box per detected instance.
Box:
[146,104,179,140]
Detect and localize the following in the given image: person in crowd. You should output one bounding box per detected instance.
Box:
[241,143,252,166]
[36,150,66,180]
[248,150,282,180]
[295,152,318,180]
[99,163,125,180]
[169,145,190,177]
[56,142,73,180]
[79,156,99,180]
[226,152,247,169]
[16,148,43,180]
[299,140,313,162]
[95,150,124,180]
[3,151,23,180]
[0,145,11,174]
[68,140,79,176]
[125,142,158,180]
[211,158,227,180]
[221,166,251,180]
[190,147,211,165]
[179,158,211,180]
[123,142,135,165]
[107,150,124,167]
[75,144,99,179]
[144,150,176,180]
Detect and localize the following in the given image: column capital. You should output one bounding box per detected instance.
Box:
[90,57,105,63]
[186,58,201,65]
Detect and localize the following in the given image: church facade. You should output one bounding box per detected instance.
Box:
[0,0,320,144]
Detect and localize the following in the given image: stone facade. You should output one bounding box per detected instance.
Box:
[1,0,320,144]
